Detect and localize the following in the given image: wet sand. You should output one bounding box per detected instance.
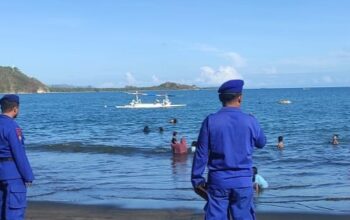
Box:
[27,201,350,220]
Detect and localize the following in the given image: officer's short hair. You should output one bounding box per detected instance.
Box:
[219,93,241,105]
[0,99,19,113]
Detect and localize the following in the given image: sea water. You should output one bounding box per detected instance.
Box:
[16,88,350,213]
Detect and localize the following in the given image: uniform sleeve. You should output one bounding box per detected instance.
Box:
[7,125,35,182]
[191,117,209,188]
[253,118,266,148]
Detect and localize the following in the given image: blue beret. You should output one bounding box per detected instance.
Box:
[0,94,20,104]
[218,79,244,94]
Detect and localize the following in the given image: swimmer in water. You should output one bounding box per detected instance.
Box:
[169,118,177,124]
[331,134,339,145]
[143,126,150,134]
[277,136,284,149]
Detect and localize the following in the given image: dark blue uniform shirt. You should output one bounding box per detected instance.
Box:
[192,107,266,188]
[0,115,34,182]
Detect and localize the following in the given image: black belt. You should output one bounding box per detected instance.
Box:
[0,157,13,162]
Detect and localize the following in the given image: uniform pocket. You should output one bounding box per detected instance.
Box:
[9,183,27,208]
[208,188,228,198]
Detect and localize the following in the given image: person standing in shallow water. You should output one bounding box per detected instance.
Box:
[171,131,178,144]
[191,79,266,220]
[0,94,34,220]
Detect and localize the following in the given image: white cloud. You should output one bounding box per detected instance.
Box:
[125,72,136,85]
[197,66,243,85]
[193,43,246,68]
[223,52,246,67]
[152,75,160,83]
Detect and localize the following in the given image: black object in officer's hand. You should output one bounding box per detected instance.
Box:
[194,183,208,201]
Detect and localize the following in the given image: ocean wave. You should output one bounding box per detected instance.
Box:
[28,142,175,156]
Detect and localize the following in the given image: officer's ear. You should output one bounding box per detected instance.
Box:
[13,106,19,114]
[238,94,242,104]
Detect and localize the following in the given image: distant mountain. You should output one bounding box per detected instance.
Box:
[50,82,199,92]
[49,84,77,88]
[0,66,197,93]
[146,82,198,90]
[0,66,49,93]
[123,82,198,91]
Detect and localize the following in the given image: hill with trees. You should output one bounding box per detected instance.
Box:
[49,82,198,92]
[0,66,49,93]
[123,82,198,91]
[0,66,198,93]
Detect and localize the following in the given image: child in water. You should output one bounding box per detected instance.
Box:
[191,141,197,153]
[253,166,268,193]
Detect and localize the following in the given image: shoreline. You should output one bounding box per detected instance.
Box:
[27,201,350,220]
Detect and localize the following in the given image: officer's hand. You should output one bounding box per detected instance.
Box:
[194,183,208,201]
[25,182,32,188]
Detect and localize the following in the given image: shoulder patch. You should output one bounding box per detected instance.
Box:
[16,128,22,141]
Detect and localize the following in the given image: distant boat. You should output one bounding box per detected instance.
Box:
[278,99,292,104]
[116,92,186,109]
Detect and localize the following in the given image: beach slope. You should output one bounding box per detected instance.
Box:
[27,201,350,220]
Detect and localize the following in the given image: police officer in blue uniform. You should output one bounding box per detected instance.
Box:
[191,79,266,220]
[0,94,34,220]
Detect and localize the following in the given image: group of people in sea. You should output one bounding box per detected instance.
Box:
[142,117,198,155]
[276,134,340,150]
[142,116,271,193]
[142,110,339,198]
[142,125,164,134]
[142,118,178,134]
[256,133,340,193]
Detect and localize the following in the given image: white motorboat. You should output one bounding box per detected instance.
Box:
[116,92,186,109]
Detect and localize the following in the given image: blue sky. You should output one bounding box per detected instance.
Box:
[1,0,350,88]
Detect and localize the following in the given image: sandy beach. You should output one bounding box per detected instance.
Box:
[27,201,350,220]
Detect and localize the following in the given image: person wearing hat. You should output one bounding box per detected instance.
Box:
[191,79,266,220]
[0,94,34,220]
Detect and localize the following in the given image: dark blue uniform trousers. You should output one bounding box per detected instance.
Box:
[205,187,255,220]
[0,179,27,220]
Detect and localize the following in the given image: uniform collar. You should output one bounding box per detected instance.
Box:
[0,114,13,119]
[220,106,242,112]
